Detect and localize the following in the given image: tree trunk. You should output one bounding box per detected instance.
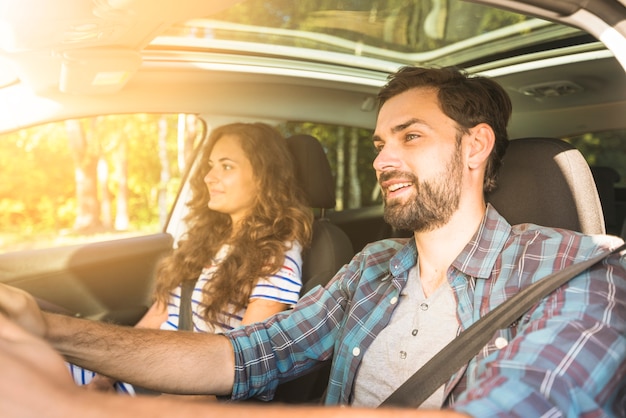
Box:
[98,157,112,229]
[65,119,102,233]
[178,113,197,174]
[348,127,361,209]
[114,137,129,231]
[158,116,171,228]
[335,126,345,211]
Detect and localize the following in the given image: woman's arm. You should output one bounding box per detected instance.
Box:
[134,302,169,329]
[241,299,289,325]
[239,241,302,325]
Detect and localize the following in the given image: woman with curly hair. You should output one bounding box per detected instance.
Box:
[150,122,313,332]
[72,122,313,393]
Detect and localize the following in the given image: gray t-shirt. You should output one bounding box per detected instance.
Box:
[352,265,459,409]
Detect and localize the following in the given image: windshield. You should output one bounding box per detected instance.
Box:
[152,0,589,71]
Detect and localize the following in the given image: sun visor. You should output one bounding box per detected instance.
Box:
[60,47,141,94]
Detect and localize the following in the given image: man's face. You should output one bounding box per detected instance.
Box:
[373,87,464,232]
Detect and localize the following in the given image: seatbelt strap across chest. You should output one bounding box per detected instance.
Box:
[380,242,626,408]
[178,279,195,331]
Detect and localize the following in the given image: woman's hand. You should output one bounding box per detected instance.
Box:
[85,373,118,392]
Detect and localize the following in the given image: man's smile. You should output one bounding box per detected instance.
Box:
[388,182,412,192]
[379,171,417,200]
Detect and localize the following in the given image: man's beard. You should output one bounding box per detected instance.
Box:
[382,145,463,233]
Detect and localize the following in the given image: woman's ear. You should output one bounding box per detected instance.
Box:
[467,123,495,170]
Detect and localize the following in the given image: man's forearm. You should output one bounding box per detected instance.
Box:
[67,391,470,418]
[43,312,235,395]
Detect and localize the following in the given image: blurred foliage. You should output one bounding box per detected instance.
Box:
[182,0,533,60]
[278,122,379,210]
[0,114,203,252]
[0,123,75,234]
[564,130,626,187]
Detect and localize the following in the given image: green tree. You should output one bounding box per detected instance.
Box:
[0,113,203,252]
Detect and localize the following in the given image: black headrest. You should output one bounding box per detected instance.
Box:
[487,137,605,235]
[287,134,336,209]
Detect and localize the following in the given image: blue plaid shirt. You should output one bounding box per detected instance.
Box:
[226,205,626,417]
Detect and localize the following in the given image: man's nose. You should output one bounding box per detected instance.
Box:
[373,143,401,173]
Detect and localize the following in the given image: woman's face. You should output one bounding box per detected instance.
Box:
[204,134,259,226]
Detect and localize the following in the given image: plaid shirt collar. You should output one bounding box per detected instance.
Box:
[388,204,512,283]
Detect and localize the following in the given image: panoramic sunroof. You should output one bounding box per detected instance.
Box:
[152,0,586,71]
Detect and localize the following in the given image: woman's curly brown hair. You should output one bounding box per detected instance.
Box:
[153,122,313,327]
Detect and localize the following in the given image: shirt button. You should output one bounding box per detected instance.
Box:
[420,303,429,311]
[411,329,418,336]
[494,337,508,349]
[352,347,361,357]
[390,296,398,305]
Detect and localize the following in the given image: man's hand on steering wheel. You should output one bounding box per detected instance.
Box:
[0,284,47,338]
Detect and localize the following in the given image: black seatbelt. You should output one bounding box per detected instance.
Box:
[380,242,626,408]
[178,279,195,331]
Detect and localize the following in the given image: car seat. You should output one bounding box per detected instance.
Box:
[286,133,355,294]
[487,137,605,235]
[269,134,354,404]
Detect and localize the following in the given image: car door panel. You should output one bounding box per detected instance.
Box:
[0,233,173,325]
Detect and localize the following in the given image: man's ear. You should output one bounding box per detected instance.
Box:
[467,123,495,170]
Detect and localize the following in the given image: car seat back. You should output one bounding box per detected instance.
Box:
[273,133,354,404]
[487,137,605,234]
[287,133,354,294]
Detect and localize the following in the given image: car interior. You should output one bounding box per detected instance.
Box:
[0,0,625,405]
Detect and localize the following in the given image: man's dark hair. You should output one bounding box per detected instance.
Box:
[378,66,511,193]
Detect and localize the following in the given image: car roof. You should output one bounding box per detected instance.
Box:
[0,0,624,139]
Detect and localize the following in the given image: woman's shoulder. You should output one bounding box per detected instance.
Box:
[285,240,303,253]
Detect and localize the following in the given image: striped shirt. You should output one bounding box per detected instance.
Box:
[69,240,303,392]
[161,241,303,333]
[227,204,626,416]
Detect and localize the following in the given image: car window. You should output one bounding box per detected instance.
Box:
[0,113,205,253]
[278,122,380,211]
[564,130,626,187]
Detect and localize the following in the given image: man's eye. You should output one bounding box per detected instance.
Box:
[406,133,420,141]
